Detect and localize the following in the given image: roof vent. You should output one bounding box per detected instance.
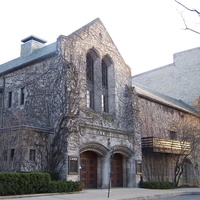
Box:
[21,35,47,57]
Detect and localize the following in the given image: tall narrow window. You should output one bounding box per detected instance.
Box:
[20,87,25,105]
[86,54,94,82]
[29,149,36,162]
[87,90,94,109]
[8,91,12,108]
[102,59,109,113]
[86,53,95,109]
[102,60,108,87]
[102,94,108,112]
[10,149,15,161]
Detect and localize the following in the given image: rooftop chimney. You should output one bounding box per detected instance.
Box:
[21,35,47,57]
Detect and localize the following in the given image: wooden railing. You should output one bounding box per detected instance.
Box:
[142,137,190,154]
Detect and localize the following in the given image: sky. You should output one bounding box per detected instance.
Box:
[0,0,200,75]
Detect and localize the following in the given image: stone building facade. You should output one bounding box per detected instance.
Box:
[133,85,200,186]
[132,45,200,186]
[0,18,141,188]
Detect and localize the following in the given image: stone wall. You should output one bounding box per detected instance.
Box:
[137,95,200,185]
[132,46,200,107]
[0,19,140,187]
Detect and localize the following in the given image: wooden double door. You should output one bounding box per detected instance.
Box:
[111,153,123,187]
[80,151,123,188]
[80,151,97,188]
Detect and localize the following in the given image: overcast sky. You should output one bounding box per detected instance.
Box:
[1,0,200,75]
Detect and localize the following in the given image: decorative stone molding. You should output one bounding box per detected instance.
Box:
[113,145,133,158]
[80,142,108,156]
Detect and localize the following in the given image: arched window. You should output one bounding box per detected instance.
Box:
[102,60,108,87]
[86,53,94,109]
[102,59,108,112]
[101,55,115,114]
[86,54,94,83]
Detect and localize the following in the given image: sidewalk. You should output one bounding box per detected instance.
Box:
[1,187,200,200]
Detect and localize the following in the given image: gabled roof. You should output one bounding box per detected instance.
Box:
[134,83,197,115]
[0,18,125,75]
[0,42,57,75]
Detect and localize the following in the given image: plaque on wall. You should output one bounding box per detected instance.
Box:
[68,156,78,174]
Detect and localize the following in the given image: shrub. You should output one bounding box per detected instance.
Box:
[48,181,84,193]
[0,172,51,195]
[46,172,60,181]
[141,181,175,189]
[0,172,83,196]
[48,181,67,193]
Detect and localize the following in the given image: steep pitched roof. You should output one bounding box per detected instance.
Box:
[0,18,126,75]
[134,84,197,115]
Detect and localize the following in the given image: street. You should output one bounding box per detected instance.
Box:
[158,195,200,200]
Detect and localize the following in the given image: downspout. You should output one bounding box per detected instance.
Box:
[0,75,5,128]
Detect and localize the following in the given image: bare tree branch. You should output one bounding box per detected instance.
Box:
[175,0,200,34]
[175,0,200,16]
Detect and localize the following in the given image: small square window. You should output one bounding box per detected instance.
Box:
[170,131,177,140]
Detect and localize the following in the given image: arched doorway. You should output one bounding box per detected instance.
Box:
[111,153,123,187]
[80,151,97,188]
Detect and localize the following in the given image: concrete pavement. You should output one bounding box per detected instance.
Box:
[1,187,200,200]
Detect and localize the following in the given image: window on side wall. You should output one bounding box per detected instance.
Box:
[170,131,178,140]
[8,91,12,108]
[29,149,36,162]
[136,161,142,174]
[10,149,15,161]
[20,87,25,105]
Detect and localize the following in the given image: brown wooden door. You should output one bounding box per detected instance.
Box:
[111,153,123,187]
[80,151,97,188]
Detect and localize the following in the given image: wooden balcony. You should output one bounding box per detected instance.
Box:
[142,137,190,154]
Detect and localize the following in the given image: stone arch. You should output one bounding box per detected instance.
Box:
[102,54,114,66]
[112,145,133,158]
[87,47,100,61]
[102,54,115,116]
[80,142,108,156]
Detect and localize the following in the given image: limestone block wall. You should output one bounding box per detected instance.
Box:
[132,47,200,107]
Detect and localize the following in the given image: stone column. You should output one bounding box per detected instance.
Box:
[101,151,110,188]
[127,154,136,188]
